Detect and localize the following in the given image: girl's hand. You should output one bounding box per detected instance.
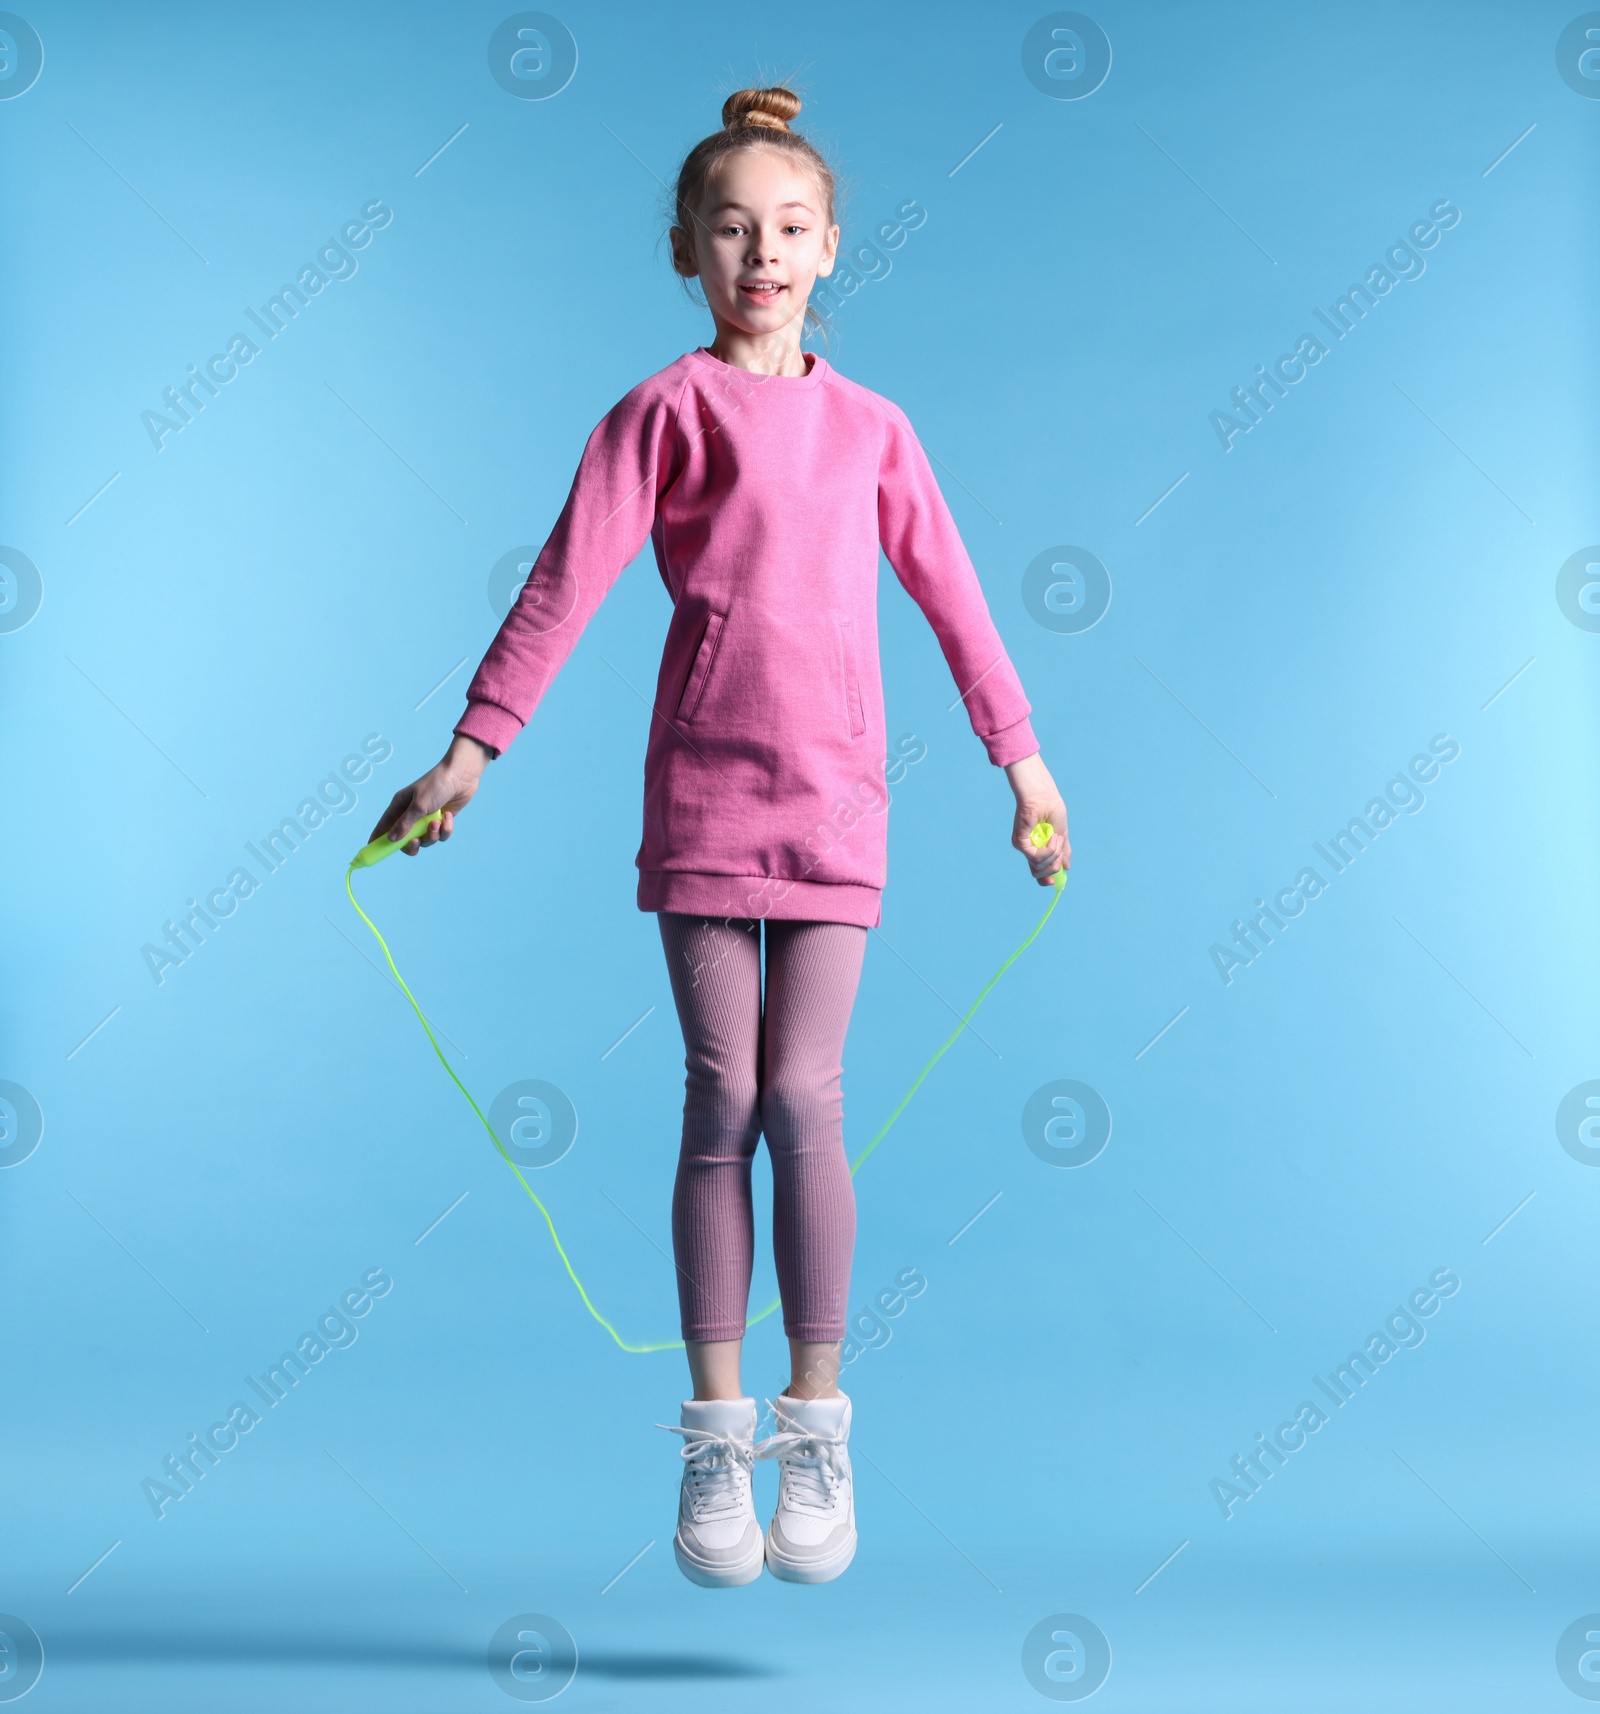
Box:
[368,735,494,856]
[1003,751,1070,886]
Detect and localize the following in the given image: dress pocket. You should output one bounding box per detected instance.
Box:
[836,615,867,739]
[675,608,727,723]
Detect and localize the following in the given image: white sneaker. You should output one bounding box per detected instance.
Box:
[755,1392,857,1583]
[657,1398,765,1587]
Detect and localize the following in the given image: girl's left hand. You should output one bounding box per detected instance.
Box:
[1003,751,1070,885]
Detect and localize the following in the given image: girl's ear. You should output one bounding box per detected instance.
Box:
[816,221,841,279]
[669,224,700,279]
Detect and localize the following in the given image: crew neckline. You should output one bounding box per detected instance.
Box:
[688,347,829,388]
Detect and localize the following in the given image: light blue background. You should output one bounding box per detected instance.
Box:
[3,2,1598,1708]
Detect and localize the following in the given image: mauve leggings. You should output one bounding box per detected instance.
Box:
[656,911,868,1344]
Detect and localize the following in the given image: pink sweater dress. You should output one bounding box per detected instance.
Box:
[454,348,1040,929]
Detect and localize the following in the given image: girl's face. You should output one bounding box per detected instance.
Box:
[671,148,839,340]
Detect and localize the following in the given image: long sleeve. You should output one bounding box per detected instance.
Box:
[876,403,1040,767]
[454,378,685,756]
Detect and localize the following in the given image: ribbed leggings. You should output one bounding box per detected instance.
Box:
[656,911,868,1343]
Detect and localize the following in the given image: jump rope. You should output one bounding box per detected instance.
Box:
[347,809,1067,1354]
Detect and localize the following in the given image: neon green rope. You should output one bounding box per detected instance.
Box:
[347,810,1066,1354]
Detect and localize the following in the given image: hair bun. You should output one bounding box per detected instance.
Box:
[721,86,802,132]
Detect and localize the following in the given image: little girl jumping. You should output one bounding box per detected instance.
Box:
[372,85,1069,1587]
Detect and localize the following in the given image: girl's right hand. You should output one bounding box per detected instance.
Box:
[368,734,494,856]
[1003,750,1070,885]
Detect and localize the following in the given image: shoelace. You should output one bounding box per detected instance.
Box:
[753,1398,850,1515]
[655,1422,754,1520]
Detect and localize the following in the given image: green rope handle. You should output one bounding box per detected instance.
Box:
[347,810,1066,1354]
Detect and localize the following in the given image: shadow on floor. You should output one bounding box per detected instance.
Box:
[45,1632,779,1679]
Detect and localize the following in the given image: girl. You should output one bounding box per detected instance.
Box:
[371,86,1069,1587]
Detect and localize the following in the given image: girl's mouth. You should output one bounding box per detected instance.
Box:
[738,281,786,302]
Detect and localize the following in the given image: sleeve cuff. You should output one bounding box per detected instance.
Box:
[454,699,523,757]
[981,716,1040,768]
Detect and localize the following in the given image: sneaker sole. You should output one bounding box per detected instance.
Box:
[764,1525,858,1584]
[673,1532,765,1588]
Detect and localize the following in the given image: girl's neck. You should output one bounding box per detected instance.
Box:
[704,319,813,378]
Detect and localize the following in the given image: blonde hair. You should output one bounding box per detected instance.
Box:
[672,85,837,247]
